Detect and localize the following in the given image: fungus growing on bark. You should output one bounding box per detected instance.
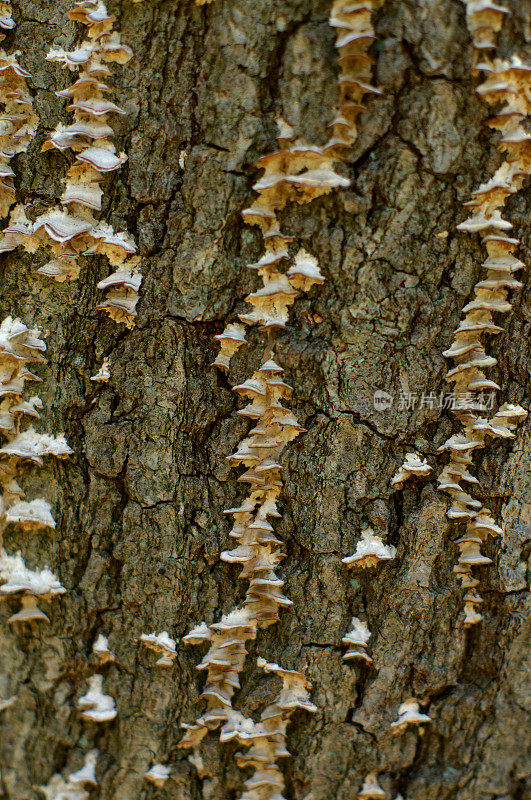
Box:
[77,674,117,722]
[90,357,110,382]
[0,9,38,219]
[37,774,89,800]
[140,630,177,666]
[213,658,316,800]
[68,750,98,787]
[391,453,433,489]
[438,13,529,626]
[0,1,141,326]
[92,634,114,663]
[0,694,16,710]
[0,318,71,623]
[358,773,387,800]
[342,528,396,569]
[462,1,509,55]
[342,616,372,664]
[212,323,247,371]
[144,764,170,787]
[184,0,387,784]
[390,698,431,732]
[180,606,258,768]
[37,752,98,800]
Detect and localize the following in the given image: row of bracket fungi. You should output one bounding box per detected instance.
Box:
[0,0,135,791]
[435,0,529,626]
[0,2,37,219]
[0,0,141,328]
[25,624,429,797]
[177,3,415,800]
[1,1,529,799]
[0,317,72,626]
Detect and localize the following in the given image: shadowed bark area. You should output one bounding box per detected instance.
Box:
[0,1,529,799]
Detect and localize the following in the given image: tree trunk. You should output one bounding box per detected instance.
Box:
[0,1,529,800]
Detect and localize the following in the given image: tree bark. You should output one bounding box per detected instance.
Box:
[0,1,529,799]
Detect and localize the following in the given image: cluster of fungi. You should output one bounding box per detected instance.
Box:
[0,318,71,627]
[0,0,141,327]
[437,0,529,626]
[0,1,528,799]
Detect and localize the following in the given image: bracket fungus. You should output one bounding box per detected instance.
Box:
[214,658,316,800]
[180,607,258,768]
[391,453,433,489]
[0,5,38,219]
[342,617,373,665]
[144,764,170,787]
[438,8,529,626]
[213,0,387,371]
[390,698,431,732]
[0,694,16,711]
[140,630,177,666]
[358,773,387,800]
[90,357,110,382]
[37,752,98,800]
[0,318,71,623]
[92,633,115,663]
[77,674,117,722]
[462,1,509,56]
[68,750,98,787]
[37,774,89,800]
[184,0,388,784]
[0,1,141,327]
[342,528,396,569]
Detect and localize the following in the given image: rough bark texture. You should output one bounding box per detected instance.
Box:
[0,1,530,799]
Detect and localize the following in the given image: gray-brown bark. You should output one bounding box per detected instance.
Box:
[0,1,530,799]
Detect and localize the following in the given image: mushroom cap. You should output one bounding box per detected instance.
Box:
[92,634,115,662]
[342,617,371,646]
[342,528,396,568]
[4,498,55,529]
[0,695,17,712]
[390,698,432,730]
[68,750,99,787]
[144,764,170,787]
[140,630,177,655]
[182,621,212,644]
[8,596,50,624]
[358,773,387,800]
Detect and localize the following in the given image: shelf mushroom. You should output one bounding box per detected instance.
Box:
[140,630,177,666]
[1,0,142,327]
[92,634,115,664]
[0,695,16,711]
[68,750,98,787]
[391,453,433,489]
[0,317,72,626]
[0,551,66,624]
[390,698,431,732]
[182,0,391,793]
[342,617,372,665]
[37,774,89,800]
[358,773,387,800]
[77,675,117,722]
[144,764,171,787]
[437,29,530,628]
[90,357,111,382]
[463,592,484,626]
[212,323,247,370]
[342,528,396,569]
